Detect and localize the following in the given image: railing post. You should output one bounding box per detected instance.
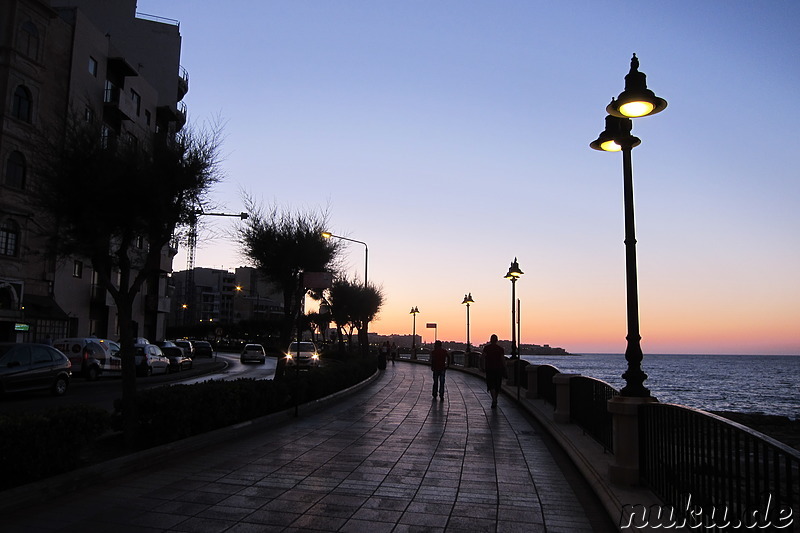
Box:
[553,373,580,423]
[607,396,658,485]
[525,364,539,399]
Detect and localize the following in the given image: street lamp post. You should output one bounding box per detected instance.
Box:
[590,53,667,398]
[505,260,523,399]
[410,306,419,360]
[321,232,368,287]
[504,259,523,359]
[461,293,474,359]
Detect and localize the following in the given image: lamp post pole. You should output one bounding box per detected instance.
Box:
[461,293,474,355]
[410,306,419,360]
[590,53,666,398]
[504,259,523,396]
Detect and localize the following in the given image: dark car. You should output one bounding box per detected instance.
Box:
[0,343,72,396]
[161,346,193,372]
[191,340,213,358]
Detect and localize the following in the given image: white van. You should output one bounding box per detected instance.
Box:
[53,338,121,380]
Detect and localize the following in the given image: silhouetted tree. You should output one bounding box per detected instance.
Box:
[237,200,341,378]
[35,115,224,446]
[324,277,384,354]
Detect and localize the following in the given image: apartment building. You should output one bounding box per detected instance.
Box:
[0,0,187,342]
[169,267,285,328]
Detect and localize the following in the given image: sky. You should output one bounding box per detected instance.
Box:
[135,1,799,355]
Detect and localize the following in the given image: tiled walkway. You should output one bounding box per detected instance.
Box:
[4,362,615,532]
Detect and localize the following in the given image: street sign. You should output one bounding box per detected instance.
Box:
[303,272,333,288]
[426,323,437,328]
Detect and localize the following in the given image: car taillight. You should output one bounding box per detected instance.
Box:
[83,349,89,361]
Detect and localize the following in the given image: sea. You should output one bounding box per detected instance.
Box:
[520,353,800,420]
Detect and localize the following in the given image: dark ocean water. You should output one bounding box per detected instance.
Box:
[520,353,800,420]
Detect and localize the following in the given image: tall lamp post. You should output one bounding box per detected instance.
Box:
[461,293,474,353]
[590,53,667,398]
[321,232,368,287]
[410,306,419,360]
[504,259,523,359]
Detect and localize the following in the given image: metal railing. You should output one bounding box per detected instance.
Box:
[536,364,559,406]
[640,403,799,529]
[570,376,618,452]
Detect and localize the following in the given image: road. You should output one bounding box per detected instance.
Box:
[0,352,277,415]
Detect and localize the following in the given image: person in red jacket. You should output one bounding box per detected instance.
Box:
[430,340,449,400]
[482,334,506,408]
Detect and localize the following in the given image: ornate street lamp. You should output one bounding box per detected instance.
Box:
[504,258,523,360]
[461,293,475,354]
[591,54,667,398]
[606,53,667,119]
[410,306,420,360]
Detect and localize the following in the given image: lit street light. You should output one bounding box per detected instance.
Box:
[321,232,368,287]
[590,53,667,398]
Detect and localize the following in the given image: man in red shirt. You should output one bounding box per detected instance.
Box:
[482,334,506,408]
[430,340,449,400]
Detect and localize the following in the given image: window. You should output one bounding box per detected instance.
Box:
[18,21,39,59]
[73,260,83,278]
[88,56,98,77]
[84,106,95,123]
[0,219,20,257]
[145,109,151,126]
[130,89,141,116]
[11,86,32,122]
[101,124,112,149]
[135,236,144,249]
[5,151,26,189]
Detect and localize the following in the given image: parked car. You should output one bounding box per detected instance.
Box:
[172,339,194,358]
[134,343,170,376]
[161,346,193,372]
[192,340,213,358]
[0,343,72,396]
[240,344,266,364]
[284,341,320,368]
[53,337,121,380]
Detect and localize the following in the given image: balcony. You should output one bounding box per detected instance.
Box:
[103,82,134,121]
[177,65,189,100]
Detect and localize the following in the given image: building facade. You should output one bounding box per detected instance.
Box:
[169,267,285,329]
[0,0,187,342]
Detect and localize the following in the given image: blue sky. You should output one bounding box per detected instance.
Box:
[136,1,800,354]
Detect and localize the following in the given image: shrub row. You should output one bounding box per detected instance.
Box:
[0,405,111,491]
[1,357,377,490]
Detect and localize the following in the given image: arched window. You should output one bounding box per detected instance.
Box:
[12,86,32,122]
[18,21,40,59]
[0,219,20,257]
[5,151,26,189]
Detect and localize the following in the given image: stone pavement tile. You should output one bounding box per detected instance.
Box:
[446,515,498,531]
[497,519,547,532]
[169,515,236,532]
[398,509,450,528]
[244,508,302,527]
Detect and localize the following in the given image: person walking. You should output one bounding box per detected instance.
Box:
[378,341,389,370]
[390,342,398,364]
[482,334,506,408]
[430,340,449,400]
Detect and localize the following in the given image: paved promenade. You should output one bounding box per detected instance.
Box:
[3,361,616,532]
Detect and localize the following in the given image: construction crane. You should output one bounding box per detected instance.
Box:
[184,209,248,324]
